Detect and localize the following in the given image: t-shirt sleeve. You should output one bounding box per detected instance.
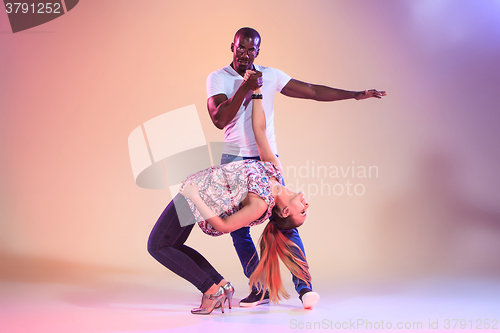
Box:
[273,68,292,92]
[206,71,226,98]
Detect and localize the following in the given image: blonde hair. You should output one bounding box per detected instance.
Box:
[248,221,311,303]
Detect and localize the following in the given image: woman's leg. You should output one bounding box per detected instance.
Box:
[147,194,223,294]
[177,245,224,287]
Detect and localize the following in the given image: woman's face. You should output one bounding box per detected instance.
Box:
[277,190,310,228]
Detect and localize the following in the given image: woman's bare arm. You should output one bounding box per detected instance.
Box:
[248,72,283,172]
[180,182,267,233]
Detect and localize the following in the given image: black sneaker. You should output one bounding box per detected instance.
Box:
[239,289,270,307]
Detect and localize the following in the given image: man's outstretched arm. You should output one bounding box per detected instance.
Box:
[281,79,386,101]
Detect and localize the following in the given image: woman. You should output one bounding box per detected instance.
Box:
[147,72,311,315]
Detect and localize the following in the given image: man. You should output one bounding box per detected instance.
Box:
[206,27,386,309]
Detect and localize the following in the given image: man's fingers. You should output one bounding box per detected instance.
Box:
[246,70,262,89]
[370,89,387,97]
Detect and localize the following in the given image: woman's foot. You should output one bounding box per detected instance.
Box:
[191,286,225,315]
[219,281,235,309]
[214,281,235,309]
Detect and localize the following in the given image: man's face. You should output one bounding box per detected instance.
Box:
[231,35,260,76]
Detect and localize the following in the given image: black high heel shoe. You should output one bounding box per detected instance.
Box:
[191,286,225,315]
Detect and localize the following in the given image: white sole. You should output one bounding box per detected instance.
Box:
[302,292,320,309]
[239,298,270,307]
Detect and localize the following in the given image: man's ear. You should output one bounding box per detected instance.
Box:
[231,42,234,52]
[255,48,260,57]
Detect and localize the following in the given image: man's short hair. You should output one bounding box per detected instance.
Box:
[234,27,261,47]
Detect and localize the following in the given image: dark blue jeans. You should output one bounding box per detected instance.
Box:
[147,193,224,294]
[220,153,312,295]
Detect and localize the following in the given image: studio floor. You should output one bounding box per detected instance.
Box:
[1,270,499,333]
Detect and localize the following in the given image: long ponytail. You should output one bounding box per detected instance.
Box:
[249,222,311,303]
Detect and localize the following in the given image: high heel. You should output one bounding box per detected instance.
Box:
[191,287,225,315]
[221,282,235,309]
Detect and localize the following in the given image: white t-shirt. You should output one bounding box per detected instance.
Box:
[206,64,291,156]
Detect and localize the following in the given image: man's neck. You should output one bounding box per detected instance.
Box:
[230,63,255,76]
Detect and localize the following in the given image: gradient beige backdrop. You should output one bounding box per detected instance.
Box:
[1,0,500,293]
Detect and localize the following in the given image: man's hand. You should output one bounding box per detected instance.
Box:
[243,69,254,81]
[244,70,263,91]
[354,89,387,100]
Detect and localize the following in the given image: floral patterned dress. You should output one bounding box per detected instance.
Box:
[179,160,283,236]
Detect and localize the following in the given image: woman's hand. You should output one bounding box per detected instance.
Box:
[179,181,199,200]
